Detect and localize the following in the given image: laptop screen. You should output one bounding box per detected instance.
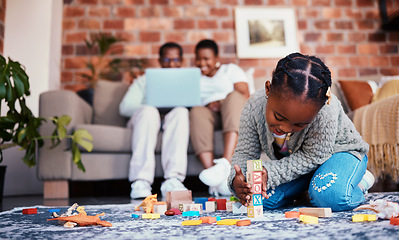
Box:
[145,68,201,108]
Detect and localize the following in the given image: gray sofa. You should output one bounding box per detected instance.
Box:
[38,80,225,199]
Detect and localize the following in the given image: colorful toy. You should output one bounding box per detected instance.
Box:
[131,214,139,218]
[142,213,160,219]
[49,209,60,213]
[236,219,251,226]
[246,160,264,218]
[390,217,399,225]
[354,199,399,219]
[182,220,202,226]
[285,211,300,218]
[165,210,175,216]
[47,211,112,227]
[200,216,217,224]
[352,214,377,222]
[205,201,217,212]
[52,203,79,218]
[299,215,318,224]
[194,197,208,210]
[169,208,182,215]
[134,194,158,213]
[208,198,227,210]
[153,202,167,215]
[298,207,332,217]
[166,190,192,210]
[22,208,37,215]
[189,203,203,213]
[217,219,240,225]
[226,201,235,212]
[182,211,200,217]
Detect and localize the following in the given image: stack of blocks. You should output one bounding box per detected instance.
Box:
[246,160,263,218]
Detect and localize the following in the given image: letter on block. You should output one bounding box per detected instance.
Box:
[247,159,262,172]
[205,201,217,212]
[252,194,262,206]
[247,205,263,218]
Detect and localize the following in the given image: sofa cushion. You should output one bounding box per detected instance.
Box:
[338,80,374,111]
[93,80,129,127]
[76,124,132,152]
[372,78,399,103]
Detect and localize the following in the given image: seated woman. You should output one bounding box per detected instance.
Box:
[189,39,250,196]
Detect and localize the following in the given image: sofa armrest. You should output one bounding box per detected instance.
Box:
[37,90,93,181]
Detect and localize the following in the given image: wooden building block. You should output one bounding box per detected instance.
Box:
[194,197,208,210]
[252,194,263,206]
[226,201,235,212]
[232,202,247,214]
[215,199,227,210]
[390,217,399,225]
[142,213,160,219]
[299,207,332,218]
[182,220,202,226]
[285,211,300,218]
[236,219,251,226]
[247,159,263,172]
[299,215,318,224]
[247,205,263,218]
[205,201,217,212]
[182,211,200,217]
[22,208,37,214]
[166,190,192,210]
[217,219,240,225]
[153,204,167,215]
[189,204,203,213]
[179,203,191,212]
[200,216,217,224]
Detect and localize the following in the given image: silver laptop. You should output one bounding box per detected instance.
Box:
[145,68,201,109]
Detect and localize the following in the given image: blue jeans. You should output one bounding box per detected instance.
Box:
[263,152,368,211]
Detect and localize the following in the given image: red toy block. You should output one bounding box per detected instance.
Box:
[22,208,37,214]
[390,217,399,225]
[215,199,227,210]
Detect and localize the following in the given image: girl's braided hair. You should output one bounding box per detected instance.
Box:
[270,52,332,107]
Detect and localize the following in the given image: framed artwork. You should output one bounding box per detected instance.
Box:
[235,7,299,59]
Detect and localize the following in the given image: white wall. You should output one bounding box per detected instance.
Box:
[2,0,62,196]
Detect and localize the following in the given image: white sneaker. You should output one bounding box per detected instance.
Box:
[199,158,231,187]
[216,179,232,196]
[130,180,152,199]
[160,178,188,197]
[358,170,375,194]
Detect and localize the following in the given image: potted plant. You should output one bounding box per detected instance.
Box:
[0,55,93,202]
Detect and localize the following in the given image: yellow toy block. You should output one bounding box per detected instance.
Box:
[216,219,240,225]
[365,214,377,221]
[299,214,318,224]
[352,214,377,222]
[182,220,202,226]
[142,213,161,219]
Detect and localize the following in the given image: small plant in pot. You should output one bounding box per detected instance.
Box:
[0,55,93,201]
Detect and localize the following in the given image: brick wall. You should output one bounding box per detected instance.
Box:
[0,0,5,54]
[62,0,399,91]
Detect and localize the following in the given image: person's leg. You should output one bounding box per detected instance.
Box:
[308,152,368,211]
[263,172,313,210]
[220,91,247,161]
[161,107,189,182]
[127,105,160,184]
[189,106,219,169]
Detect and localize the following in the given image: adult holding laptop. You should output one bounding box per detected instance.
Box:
[190,39,250,196]
[119,42,189,199]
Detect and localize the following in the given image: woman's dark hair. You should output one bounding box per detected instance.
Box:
[195,39,218,56]
[270,52,332,107]
[159,42,183,58]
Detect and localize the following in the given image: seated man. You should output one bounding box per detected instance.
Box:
[119,42,189,199]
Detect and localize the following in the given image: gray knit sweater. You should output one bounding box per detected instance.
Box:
[227,88,369,195]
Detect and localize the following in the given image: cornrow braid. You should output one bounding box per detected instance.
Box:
[270,52,332,107]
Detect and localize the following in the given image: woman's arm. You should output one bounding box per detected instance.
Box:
[234,82,250,98]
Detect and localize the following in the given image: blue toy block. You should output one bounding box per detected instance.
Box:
[49,209,60,213]
[253,194,263,206]
[131,214,139,218]
[194,197,208,210]
[212,216,221,221]
[182,211,200,217]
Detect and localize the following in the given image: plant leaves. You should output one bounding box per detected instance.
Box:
[71,142,85,172]
[72,129,93,152]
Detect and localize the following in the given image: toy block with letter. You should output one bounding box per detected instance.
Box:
[166,190,192,210]
[246,159,264,218]
[205,201,217,212]
[153,202,167,215]
[298,207,332,218]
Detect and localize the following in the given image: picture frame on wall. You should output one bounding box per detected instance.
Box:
[235,7,299,59]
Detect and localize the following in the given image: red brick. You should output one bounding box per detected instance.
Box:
[240,59,260,67]
[335,0,352,6]
[174,19,195,29]
[325,56,347,66]
[391,56,399,65]
[337,45,356,54]
[359,68,378,76]
[335,21,353,29]
[312,0,330,5]
[102,0,122,4]
[185,7,207,17]
[196,0,218,4]
[65,32,87,43]
[222,20,234,29]
[322,8,342,18]
[140,6,161,17]
[314,20,330,30]
[62,45,74,55]
[149,18,173,29]
[61,71,73,83]
[349,56,369,66]
[356,0,375,7]
[187,31,209,42]
[244,0,262,4]
[303,9,319,18]
[370,56,390,66]
[63,19,76,30]
[268,0,286,5]
[64,56,88,69]
[220,0,238,4]
[117,32,135,42]
[292,0,308,5]
[210,8,230,17]
[388,32,399,41]
[300,44,313,55]
[380,45,398,54]
[64,6,85,17]
[125,0,144,4]
[348,33,366,42]
[173,0,192,4]
[78,0,98,4]
[358,43,379,54]
[365,9,380,20]
[345,9,362,19]
[223,44,236,54]
[125,18,149,30]
[163,6,183,17]
[198,20,218,29]
[326,33,343,42]
[78,19,100,29]
[139,32,160,42]
[125,44,150,55]
[88,7,110,17]
[357,20,375,30]
[103,20,124,29]
[116,7,136,18]
[298,20,307,30]
[165,32,186,42]
[380,68,399,76]
[213,32,233,42]
[368,33,386,42]
[338,68,356,77]
[305,33,322,42]
[316,45,335,54]
[149,0,168,4]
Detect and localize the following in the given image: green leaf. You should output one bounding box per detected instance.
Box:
[52,115,71,139]
[71,142,85,172]
[72,129,93,152]
[17,128,28,143]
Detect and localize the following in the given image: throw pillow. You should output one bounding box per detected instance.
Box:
[93,80,129,127]
[338,80,374,111]
[372,78,399,103]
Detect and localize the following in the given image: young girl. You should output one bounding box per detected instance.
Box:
[228,53,374,211]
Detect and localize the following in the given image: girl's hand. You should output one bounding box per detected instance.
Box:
[232,164,253,206]
[262,167,269,199]
[207,101,221,112]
